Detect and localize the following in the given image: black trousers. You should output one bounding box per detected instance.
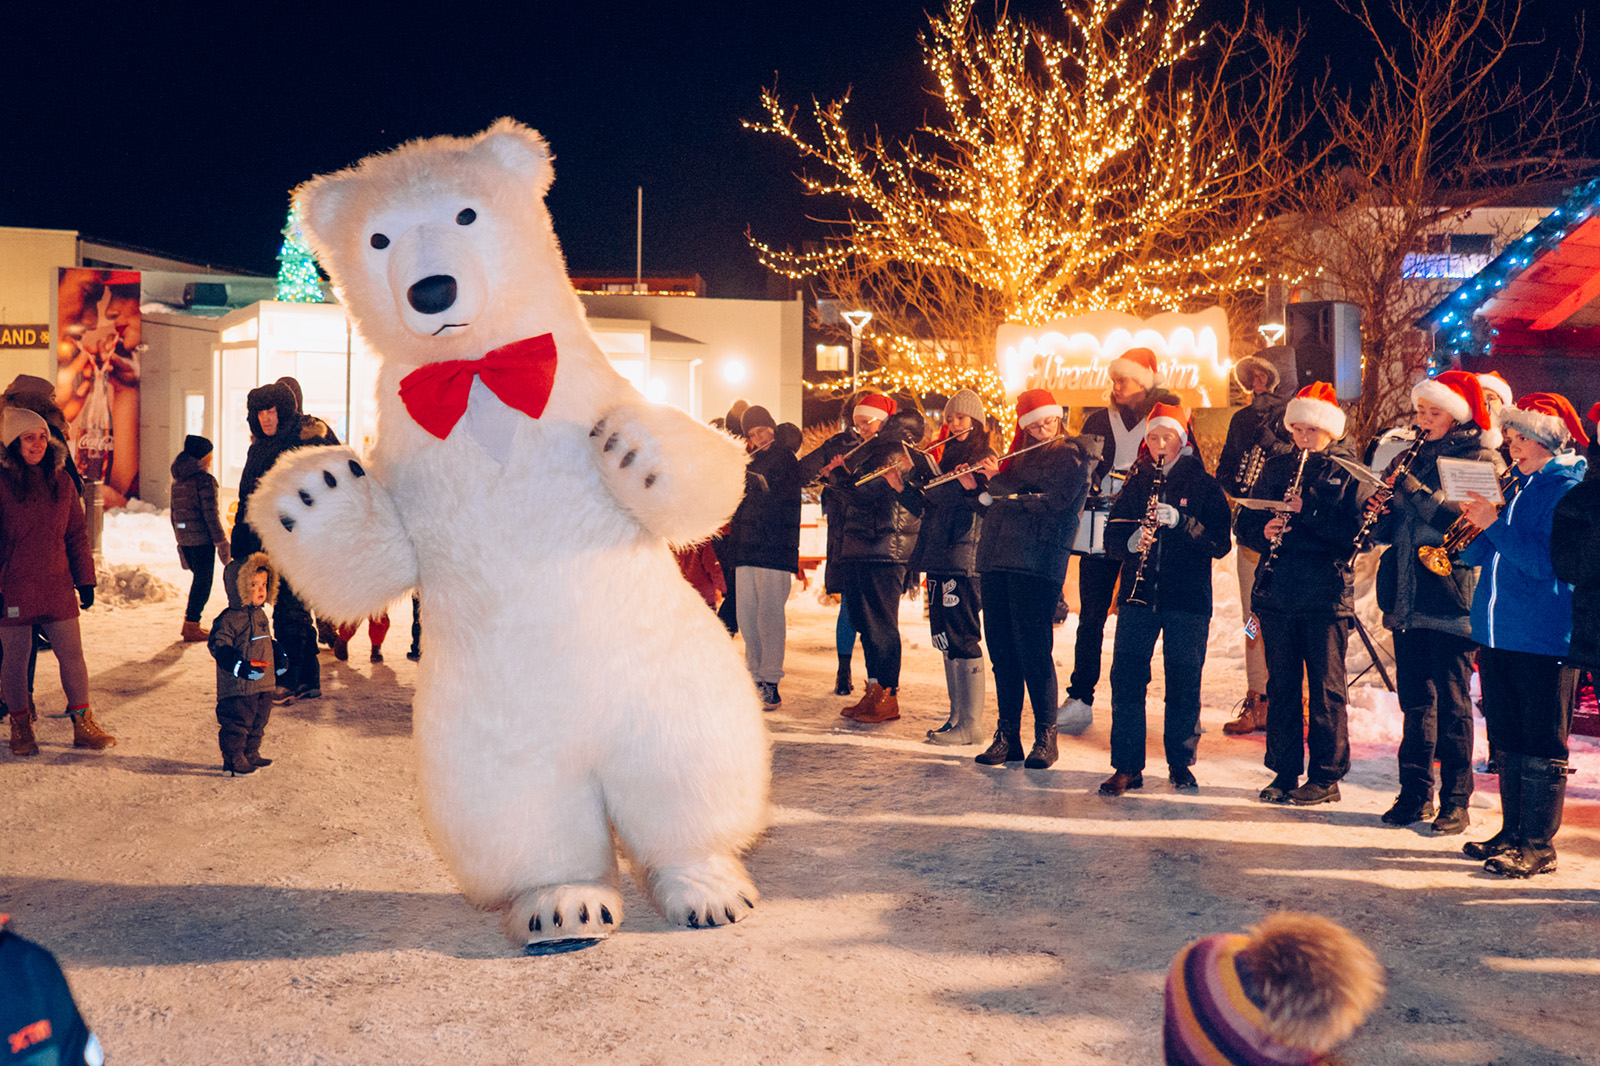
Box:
[928,573,983,660]
[1393,627,1476,805]
[1068,554,1120,703]
[274,579,320,694]
[1259,611,1351,784]
[981,572,1059,731]
[1477,646,1572,762]
[180,545,216,623]
[840,561,906,689]
[216,692,272,759]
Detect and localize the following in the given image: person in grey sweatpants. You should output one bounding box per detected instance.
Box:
[729,407,802,710]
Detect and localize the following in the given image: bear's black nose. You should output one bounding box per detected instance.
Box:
[408,274,458,315]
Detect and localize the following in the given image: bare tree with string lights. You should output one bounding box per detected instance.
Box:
[747,0,1319,407]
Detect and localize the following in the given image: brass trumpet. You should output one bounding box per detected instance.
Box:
[1417,469,1520,576]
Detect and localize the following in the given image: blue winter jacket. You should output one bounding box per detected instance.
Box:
[1461,452,1585,654]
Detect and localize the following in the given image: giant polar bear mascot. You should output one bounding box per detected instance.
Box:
[250,119,770,951]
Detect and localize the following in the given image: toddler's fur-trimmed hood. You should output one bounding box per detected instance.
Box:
[235,552,280,606]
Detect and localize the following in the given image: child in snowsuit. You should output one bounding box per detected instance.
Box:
[208,553,286,776]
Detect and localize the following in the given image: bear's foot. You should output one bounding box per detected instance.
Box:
[589,402,747,545]
[648,855,759,930]
[503,883,624,949]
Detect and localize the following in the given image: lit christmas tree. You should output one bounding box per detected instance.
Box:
[275,201,325,303]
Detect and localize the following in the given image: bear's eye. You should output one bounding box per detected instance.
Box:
[370,233,390,250]
[456,208,477,226]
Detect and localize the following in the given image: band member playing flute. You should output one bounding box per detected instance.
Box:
[1235,383,1366,806]
[1098,403,1231,796]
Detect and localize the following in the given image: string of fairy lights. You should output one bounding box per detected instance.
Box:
[745,0,1288,387]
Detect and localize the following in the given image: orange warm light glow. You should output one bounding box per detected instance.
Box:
[995,308,1232,408]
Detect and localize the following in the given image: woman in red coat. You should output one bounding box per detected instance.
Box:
[1,407,112,755]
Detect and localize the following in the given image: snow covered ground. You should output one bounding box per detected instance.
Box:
[1,510,1596,1065]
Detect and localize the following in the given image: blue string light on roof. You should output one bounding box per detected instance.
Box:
[1417,172,1600,374]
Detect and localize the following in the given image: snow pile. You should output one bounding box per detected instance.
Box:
[95,505,186,607]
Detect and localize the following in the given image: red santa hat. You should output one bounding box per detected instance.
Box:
[1477,372,1513,409]
[1145,401,1190,444]
[1108,346,1160,391]
[853,393,896,423]
[1411,370,1491,430]
[1588,401,1600,429]
[1015,388,1063,429]
[1284,381,1347,439]
[1500,392,1590,452]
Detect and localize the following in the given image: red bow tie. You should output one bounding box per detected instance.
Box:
[398,334,559,440]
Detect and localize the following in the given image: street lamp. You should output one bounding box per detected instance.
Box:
[1258,278,1286,345]
[841,309,873,393]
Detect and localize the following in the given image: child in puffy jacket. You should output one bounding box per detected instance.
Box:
[207,553,287,776]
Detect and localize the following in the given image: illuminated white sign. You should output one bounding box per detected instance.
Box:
[995,308,1232,408]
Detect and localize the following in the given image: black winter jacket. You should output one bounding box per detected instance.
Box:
[799,428,861,591]
[825,429,933,565]
[730,442,802,572]
[909,431,995,577]
[1552,476,1600,670]
[1106,453,1232,616]
[974,434,1098,584]
[1216,393,1293,497]
[232,386,307,560]
[169,452,229,552]
[1372,423,1500,636]
[1234,441,1366,617]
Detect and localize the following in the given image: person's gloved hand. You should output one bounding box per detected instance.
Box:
[1154,503,1181,528]
[234,659,267,681]
[77,585,94,610]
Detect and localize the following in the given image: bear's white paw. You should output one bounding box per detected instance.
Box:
[249,447,419,624]
[648,855,759,930]
[590,403,747,546]
[502,883,624,947]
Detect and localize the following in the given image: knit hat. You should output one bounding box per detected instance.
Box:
[1500,392,1589,452]
[854,393,896,423]
[1164,913,1385,1066]
[2,406,48,448]
[1109,346,1160,390]
[1015,388,1063,429]
[3,374,55,405]
[183,434,214,459]
[944,388,986,423]
[1146,401,1190,444]
[1284,382,1347,439]
[1477,371,1513,409]
[1231,354,1279,394]
[741,405,776,433]
[1412,370,1490,430]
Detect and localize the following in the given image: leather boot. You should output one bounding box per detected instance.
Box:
[1222,692,1268,735]
[1023,722,1058,769]
[1486,755,1566,877]
[975,705,1023,765]
[9,711,38,757]
[852,684,900,724]
[841,679,880,719]
[181,620,209,642]
[70,707,116,750]
[927,658,962,738]
[1464,760,1522,861]
[834,655,853,696]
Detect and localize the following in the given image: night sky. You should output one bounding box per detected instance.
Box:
[1,0,1589,299]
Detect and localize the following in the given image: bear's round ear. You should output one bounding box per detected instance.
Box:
[294,173,355,252]
[470,118,553,196]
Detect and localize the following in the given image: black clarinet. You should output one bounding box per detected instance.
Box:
[1345,429,1426,569]
[1253,448,1308,598]
[1122,465,1165,608]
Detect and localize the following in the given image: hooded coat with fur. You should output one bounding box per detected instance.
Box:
[208,554,283,697]
[0,438,93,627]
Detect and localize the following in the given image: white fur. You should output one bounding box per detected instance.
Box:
[1411,378,1470,424]
[1283,396,1347,440]
[250,119,770,948]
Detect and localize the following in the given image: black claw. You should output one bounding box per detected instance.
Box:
[279,515,296,532]
[589,421,606,438]
[578,904,590,924]
[644,472,658,488]
[298,489,314,506]
[687,910,700,929]
[725,907,737,924]
[348,459,366,478]
[739,895,754,909]
[620,449,638,468]
[322,470,338,488]
[552,910,563,928]
[603,432,620,453]
[531,915,542,932]
[599,906,614,925]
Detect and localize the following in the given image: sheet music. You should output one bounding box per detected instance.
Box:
[1436,457,1504,504]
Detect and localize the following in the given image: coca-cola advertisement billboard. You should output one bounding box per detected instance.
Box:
[55,268,142,505]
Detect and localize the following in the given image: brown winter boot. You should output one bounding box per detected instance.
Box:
[841,681,881,719]
[9,711,38,757]
[70,707,116,750]
[1222,692,1268,735]
[851,683,900,724]
[181,620,209,642]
